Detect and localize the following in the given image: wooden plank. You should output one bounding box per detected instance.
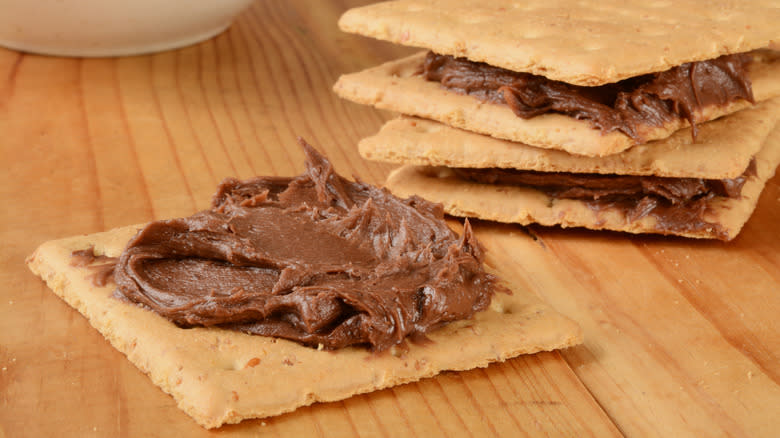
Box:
[1,0,778,437]
[0,1,619,437]
[477,195,780,437]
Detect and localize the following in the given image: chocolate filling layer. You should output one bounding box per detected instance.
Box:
[423,51,754,141]
[70,247,117,287]
[452,162,755,240]
[113,140,496,352]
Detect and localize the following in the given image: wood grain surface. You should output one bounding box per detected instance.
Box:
[1,1,779,436]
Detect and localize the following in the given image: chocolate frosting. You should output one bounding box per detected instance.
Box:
[452,162,756,240]
[452,167,751,204]
[423,51,754,141]
[71,248,117,287]
[114,140,496,351]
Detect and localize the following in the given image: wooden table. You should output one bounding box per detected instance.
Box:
[2,1,778,436]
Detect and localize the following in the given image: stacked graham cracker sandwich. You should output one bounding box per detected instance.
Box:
[334,0,780,240]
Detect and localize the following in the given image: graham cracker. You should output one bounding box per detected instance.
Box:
[334,51,780,157]
[383,123,780,240]
[339,0,780,86]
[359,98,780,179]
[26,226,582,429]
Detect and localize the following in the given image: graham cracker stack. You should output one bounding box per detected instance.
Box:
[334,0,780,240]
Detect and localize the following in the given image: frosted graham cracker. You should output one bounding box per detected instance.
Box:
[26,226,581,429]
[335,51,780,156]
[383,124,780,241]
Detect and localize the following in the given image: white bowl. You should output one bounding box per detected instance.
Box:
[0,0,255,57]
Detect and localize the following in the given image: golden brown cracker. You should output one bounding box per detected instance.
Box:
[27,225,582,428]
[334,52,780,156]
[339,0,780,86]
[359,98,780,179]
[383,123,780,240]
